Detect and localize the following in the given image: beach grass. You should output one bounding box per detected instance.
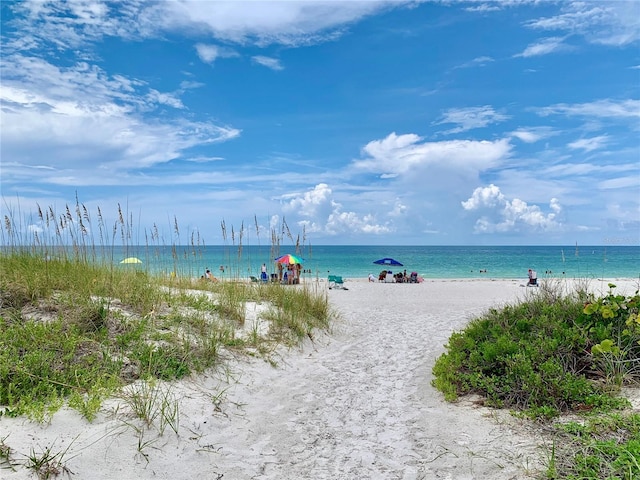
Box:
[0,251,332,421]
[0,202,333,424]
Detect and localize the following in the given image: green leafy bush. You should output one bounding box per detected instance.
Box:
[579,284,640,385]
[432,286,639,417]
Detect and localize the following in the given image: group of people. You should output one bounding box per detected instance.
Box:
[205,262,304,285]
[373,269,417,283]
[278,262,301,284]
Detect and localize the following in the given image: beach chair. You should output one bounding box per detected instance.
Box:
[328,275,348,290]
[409,272,418,283]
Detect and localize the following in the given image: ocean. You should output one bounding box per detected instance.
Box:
[101,245,640,282]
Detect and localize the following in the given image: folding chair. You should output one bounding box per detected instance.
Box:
[328,275,347,290]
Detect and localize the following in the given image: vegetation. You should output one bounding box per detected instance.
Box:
[0,199,332,429]
[0,250,332,423]
[432,280,640,479]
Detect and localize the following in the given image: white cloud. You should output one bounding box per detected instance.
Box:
[436,106,509,133]
[388,199,408,217]
[145,89,184,109]
[525,1,640,47]
[599,176,640,190]
[0,55,240,174]
[455,55,494,69]
[158,0,395,46]
[465,4,501,13]
[6,0,405,52]
[462,184,564,233]
[251,55,284,70]
[568,135,609,152]
[284,183,390,236]
[537,99,640,119]
[325,211,391,235]
[284,183,333,217]
[510,127,555,143]
[514,36,569,57]
[355,132,511,176]
[195,43,239,64]
[461,184,505,210]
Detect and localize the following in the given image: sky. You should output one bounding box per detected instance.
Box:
[1,0,639,247]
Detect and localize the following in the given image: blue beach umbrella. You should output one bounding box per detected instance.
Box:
[373,257,403,266]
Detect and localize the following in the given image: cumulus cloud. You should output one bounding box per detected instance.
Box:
[354,132,511,176]
[436,105,509,133]
[284,183,334,218]
[284,183,390,236]
[462,184,563,233]
[325,211,391,235]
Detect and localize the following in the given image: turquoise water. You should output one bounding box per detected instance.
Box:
[89,245,639,281]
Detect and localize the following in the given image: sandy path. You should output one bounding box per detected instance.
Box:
[176,279,541,480]
[4,278,636,479]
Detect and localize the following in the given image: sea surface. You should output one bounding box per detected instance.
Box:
[80,245,640,281]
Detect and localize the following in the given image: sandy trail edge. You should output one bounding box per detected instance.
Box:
[2,278,638,480]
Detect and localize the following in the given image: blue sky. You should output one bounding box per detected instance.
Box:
[1,0,639,246]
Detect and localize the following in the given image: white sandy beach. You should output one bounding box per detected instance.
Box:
[2,277,638,480]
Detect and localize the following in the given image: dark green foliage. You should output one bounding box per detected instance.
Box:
[432,284,640,479]
[432,286,639,416]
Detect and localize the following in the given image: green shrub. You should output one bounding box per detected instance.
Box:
[432,284,640,480]
[432,286,638,416]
